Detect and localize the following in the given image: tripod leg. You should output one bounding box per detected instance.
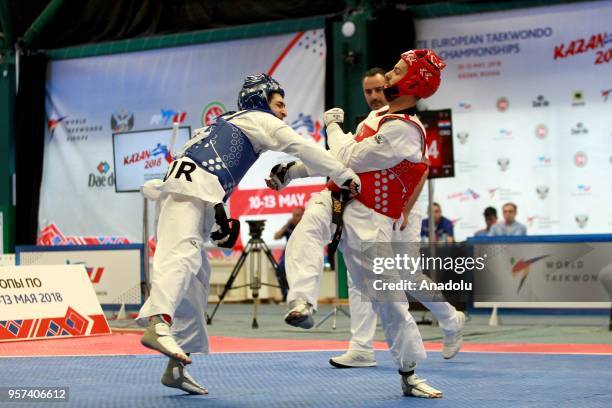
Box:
[207,246,250,324]
[261,241,279,270]
[337,306,351,318]
[332,306,337,330]
[252,298,259,329]
[315,307,337,328]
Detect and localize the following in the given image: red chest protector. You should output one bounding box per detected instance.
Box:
[328,111,428,219]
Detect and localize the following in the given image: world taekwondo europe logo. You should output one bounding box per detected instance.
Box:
[47,116,67,138]
[510,255,550,294]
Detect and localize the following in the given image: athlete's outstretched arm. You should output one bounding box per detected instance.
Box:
[326,120,423,173]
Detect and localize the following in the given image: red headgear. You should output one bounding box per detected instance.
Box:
[395,49,446,99]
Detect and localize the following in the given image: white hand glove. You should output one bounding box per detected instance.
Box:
[323,108,344,127]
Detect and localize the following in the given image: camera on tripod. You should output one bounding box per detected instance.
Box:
[246,220,266,239]
[207,218,279,328]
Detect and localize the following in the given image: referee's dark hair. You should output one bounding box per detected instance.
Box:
[362,67,386,80]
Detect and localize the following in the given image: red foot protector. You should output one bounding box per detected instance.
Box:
[0,265,111,342]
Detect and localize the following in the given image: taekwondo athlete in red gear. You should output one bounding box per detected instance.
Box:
[136,73,361,395]
[270,50,457,398]
[327,70,465,369]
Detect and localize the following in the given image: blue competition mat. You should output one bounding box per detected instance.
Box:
[1,350,611,407]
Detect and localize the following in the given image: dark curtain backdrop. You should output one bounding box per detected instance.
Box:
[15,52,47,245]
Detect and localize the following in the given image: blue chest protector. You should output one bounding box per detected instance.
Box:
[182,112,260,202]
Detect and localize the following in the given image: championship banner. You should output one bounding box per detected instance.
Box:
[416,1,612,240]
[16,245,144,307]
[40,29,327,248]
[0,265,111,342]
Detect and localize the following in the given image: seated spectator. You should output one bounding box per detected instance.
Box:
[421,202,455,243]
[488,202,527,236]
[475,206,498,237]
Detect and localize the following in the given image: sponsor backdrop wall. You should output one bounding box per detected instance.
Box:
[416,1,612,241]
[40,29,327,248]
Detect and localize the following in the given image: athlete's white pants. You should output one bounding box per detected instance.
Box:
[348,210,459,352]
[287,190,426,370]
[137,193,215,354]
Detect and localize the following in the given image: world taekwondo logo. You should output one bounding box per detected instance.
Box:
[527,216,537,227]
[291,113,323,143]
[47,116,67,138]
[510,255,550,294]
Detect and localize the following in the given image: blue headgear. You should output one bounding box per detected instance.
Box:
[237,73,285,114]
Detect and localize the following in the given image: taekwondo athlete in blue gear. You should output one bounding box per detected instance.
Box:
[137,73,361,395]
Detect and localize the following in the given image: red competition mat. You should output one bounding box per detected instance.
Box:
[2,330,611,357]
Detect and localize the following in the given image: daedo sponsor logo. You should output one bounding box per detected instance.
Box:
[532,95,549,107]
[88,161,115,188]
